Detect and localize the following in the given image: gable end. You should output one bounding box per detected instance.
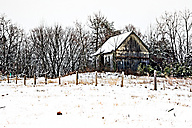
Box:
[116,31,149,53]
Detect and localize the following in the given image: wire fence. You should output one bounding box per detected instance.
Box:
[0,71,192,92]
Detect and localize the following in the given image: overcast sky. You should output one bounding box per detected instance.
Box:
[0,0,192,33]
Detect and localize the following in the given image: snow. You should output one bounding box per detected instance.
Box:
[93,32,132,56]
[0,72,192,128]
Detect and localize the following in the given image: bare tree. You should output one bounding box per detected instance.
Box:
[73,21,92,71]
[122,24,143,38]
[180,9,192,56]
[88,12,115,51]
[30,25,76,77]
[30,25,50,76]
[88,11,115,69]
[161,11,180,62]
[0,15,25,76]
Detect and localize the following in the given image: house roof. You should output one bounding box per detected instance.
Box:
[93,32,132,56]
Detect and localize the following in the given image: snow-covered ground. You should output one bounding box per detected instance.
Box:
[0,72,192,128]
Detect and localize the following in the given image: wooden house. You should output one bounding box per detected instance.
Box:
[93,31,149,74]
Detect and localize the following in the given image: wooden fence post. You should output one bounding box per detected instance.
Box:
[45,74,47,85]
[76,71,78,85]
[34,74,36,86]
[7,75,9,83]
[95,71,97,86]
[24,75,26,86]
[154,70,157,90]
[121,71,124,87]
[16,75,17,84]
[59,75,61,85]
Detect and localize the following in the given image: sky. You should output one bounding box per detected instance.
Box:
[0,0,192,33]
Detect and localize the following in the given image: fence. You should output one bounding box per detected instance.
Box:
[1,71,192,92]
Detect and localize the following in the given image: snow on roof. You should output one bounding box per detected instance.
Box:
[93,32,132,56]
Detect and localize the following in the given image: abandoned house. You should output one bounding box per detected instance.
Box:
[93,31,150,74]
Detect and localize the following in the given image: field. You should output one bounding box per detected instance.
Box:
[0,72,192,128]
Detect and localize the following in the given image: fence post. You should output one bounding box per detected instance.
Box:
[24,75,26,86]
[16,75,17,84]
[121,71,124,87]
[45,74,47,85]
[76,71,78,85]
[34,74,36,86]
[59,75,61,85]
[95,71,97,86]
[154,70,157,90]
[7,75,9,83]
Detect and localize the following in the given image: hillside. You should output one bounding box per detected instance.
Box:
[0,72,192,128]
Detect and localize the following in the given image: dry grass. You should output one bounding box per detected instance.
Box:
[113,103,119,106]
[97,78,120,86]
[0,79,6,81]
[38,81,45,84]
[35,84,46,87]
[131,95,139,98]
[67,80,75,84]
[148,94,155,99]
[78,79,94,85]
[137,77,147,80]
[107,78,119,85]
[48,80,57,84]
[137,80,154,84]
[182,104,189,107]
[12,77,22,80]
[137,81,147,84]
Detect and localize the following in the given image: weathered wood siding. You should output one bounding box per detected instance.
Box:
[116,34,148,57]
[116,34,149,72]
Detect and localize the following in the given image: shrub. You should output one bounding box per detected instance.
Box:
[164,66,171,76]
[146,65,154,76]
[137,63,145,75]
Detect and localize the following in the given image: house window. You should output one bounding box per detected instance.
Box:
[105,57,107,64]
[125,59,129,68]
[108,56,110,64]
[105,56,111,68]
[122,59,125,69]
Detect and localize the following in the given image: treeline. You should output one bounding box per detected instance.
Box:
[146,9,192,77]
[0,12,139,78]
[0,9,192,78]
